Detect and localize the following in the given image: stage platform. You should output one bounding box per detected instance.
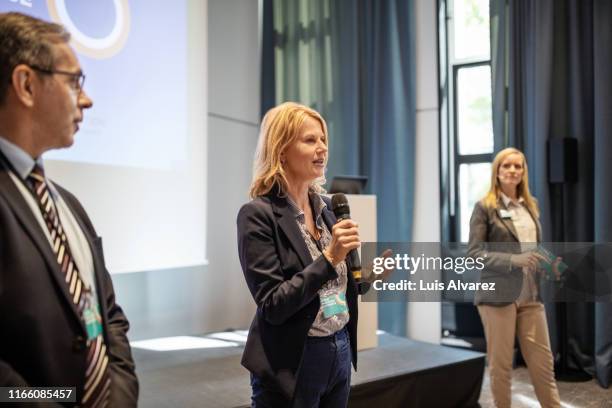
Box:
[132,331,485,407]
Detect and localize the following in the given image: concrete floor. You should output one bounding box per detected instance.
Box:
[478,367,612,408]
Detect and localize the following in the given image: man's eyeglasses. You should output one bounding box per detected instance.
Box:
[29,65,86,92]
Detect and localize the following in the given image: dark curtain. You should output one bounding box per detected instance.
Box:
[490,0,612,387]
[262,0,416,336]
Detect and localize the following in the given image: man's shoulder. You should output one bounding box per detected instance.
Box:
[52,181,74,199]
[52,182,81,210]
[51,181,97,232]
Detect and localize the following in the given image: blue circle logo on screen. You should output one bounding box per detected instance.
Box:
[47,0,130,59]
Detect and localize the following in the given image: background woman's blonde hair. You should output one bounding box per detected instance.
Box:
[482,147,539,217]
[249,102,328,198]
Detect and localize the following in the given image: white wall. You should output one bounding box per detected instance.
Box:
[205,0,260,331]
[112,0,260,340]
[408,0,442,344]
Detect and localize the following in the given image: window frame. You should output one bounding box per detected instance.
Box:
[439,0,495,243]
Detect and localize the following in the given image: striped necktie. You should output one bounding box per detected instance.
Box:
[28,165,111,407]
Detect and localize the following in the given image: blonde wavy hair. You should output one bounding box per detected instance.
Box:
[482,147,539,217]
[249,102,328,198]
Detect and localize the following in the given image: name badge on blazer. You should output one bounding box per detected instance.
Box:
[499,209,512,219]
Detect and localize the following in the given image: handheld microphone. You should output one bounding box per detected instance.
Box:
[331,193,362,282]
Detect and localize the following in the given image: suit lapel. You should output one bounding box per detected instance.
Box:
[495,198,542,243]
[523,205,542,242]
[0,161,86,332]
[272,196,313,268]
[271,193,359,300]
[57,186,110,335]
[320,205,335,232]
[495,204,520,242]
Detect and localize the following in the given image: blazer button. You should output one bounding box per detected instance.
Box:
[73,336,87,352]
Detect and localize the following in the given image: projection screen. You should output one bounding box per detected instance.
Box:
[0,0,208,273]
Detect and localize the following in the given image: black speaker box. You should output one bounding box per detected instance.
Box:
[548,138,578,183]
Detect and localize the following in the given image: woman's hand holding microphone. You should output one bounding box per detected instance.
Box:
[323,220,360,266]
[323,220,394,283]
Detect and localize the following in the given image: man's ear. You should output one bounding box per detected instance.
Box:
[10,65,37,108]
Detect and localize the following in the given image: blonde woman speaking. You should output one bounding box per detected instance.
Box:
[237,102,369,407]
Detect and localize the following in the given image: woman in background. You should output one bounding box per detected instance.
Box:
[468,147,561,408]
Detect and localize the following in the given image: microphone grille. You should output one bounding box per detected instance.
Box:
[331,193,350,218]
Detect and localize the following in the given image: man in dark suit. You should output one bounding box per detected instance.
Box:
[0,12,138,407]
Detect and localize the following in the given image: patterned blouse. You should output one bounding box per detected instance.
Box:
[287,193,350,337]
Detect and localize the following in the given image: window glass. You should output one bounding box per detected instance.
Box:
[453,0,490,60]
[459,162,491,242]
[457,65,493,155]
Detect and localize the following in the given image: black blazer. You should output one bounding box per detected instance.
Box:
[237,191,363,399]
[467,198,542,305]
[0,156,138,407]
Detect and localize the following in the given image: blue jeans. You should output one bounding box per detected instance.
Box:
[251,327,352,408]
